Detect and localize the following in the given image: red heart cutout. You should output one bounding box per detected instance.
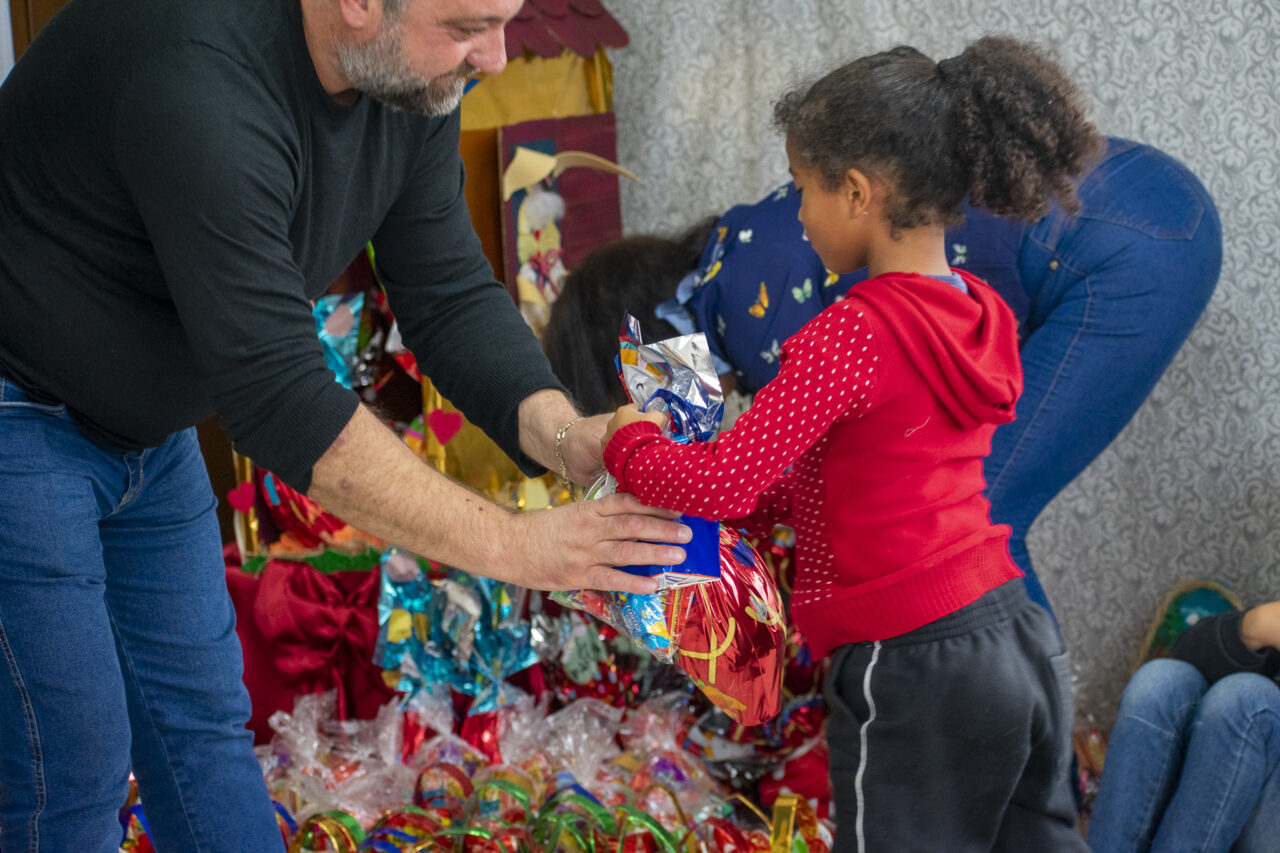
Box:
[427,409,463,445]
[226,481,257,514]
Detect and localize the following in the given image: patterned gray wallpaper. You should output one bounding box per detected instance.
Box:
[608,0,1280,728]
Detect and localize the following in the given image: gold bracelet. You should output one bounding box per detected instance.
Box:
[555,416,587,492]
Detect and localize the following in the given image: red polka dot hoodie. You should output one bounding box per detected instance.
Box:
[604,269,1024,659]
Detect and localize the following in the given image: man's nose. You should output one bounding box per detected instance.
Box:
[469,27,507,76]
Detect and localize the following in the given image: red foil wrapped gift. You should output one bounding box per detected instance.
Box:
[672,526,785,726]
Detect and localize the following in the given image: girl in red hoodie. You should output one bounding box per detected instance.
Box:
[602,37,1101,852]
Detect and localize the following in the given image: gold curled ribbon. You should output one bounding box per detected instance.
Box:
[287,810,365,853]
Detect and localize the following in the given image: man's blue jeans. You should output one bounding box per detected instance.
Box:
[0,378,283,851]
[1088,659,1280,852]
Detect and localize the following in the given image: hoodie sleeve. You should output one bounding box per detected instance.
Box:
[603,301,884,520]
[1171,610,1280,686]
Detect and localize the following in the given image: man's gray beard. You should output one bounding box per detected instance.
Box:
[336,21,470,117]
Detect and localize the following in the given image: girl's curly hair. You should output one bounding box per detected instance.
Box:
[773,36,1103,231]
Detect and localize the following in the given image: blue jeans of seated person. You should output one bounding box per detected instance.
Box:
[0,378,284,851]
[1088,659,1280,852]
[949,138,1223,614]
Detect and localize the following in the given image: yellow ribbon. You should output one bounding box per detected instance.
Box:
[769,794,800,853]
[677,585,736,685]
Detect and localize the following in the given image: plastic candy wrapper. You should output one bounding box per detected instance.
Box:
[529,606,681,708]
[241,687,824,853]
[314,291,388,394]
[375,547,538,715]
[552,582,691,664]
[258,690,415,827]
[683,692,825,789]
[501,697,624,803]
[758,737,833,822]
[564,524,786,725]
[315,292,364,389]
[553,316,724,660]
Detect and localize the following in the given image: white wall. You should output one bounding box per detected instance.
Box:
[609,0,1280,729]
[0,2,14,80]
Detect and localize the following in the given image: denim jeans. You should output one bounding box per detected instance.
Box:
[1088,659,1280,852]
[951,139,1223,613]
[0,378,283,851]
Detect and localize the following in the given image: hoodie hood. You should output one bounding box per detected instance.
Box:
[853,269,1022,429]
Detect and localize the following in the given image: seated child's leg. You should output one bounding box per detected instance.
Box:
[1149,672,1280,853]
[1087,659,1207,851]
[823,581,1084,852]
[1235,758,1280,853]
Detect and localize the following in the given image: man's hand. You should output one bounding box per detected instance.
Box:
[601,404,667,454]
[502,493,690,593]
[1241,600,1280,652]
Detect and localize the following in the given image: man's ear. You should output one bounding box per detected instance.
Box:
[337,0,378,33]
[842,167,874,218]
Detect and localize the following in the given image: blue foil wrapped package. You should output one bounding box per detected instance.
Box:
[313,292,364,389]
[375,547,537,713]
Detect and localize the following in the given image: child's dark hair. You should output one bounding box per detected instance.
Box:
[773,36,1103,230]
[542,216,717,415]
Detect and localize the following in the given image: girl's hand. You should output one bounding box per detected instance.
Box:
[602,404,667,453]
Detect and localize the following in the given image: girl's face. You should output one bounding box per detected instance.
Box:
[786,142,867,275]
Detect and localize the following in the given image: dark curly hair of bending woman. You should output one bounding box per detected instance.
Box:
[773,36,1103,232]
[542,217,717,415]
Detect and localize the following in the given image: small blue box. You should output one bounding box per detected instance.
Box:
[617,514,721,589]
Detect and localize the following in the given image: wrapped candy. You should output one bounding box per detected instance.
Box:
[552,316,722,658]
[374,548,538,714]
[529,606,686,708]
[558,318,786,724]
[670,526,785,726]
[257,691,416,827]
[610,314,723,588]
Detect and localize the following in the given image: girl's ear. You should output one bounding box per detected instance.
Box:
[842,167,875,218]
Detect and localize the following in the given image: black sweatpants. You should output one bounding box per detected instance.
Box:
[823,580,1088,853]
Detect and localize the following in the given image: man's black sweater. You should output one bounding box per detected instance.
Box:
[0,0,560,489]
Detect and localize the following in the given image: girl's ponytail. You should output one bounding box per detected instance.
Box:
[775,36,1102,229]
[939,36,1103,220]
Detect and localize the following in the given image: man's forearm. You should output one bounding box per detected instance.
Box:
[307,403,509,574]
[305,400,691,595]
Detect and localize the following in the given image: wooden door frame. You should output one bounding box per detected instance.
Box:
[9,0,32,58]
[9,0,71,60]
